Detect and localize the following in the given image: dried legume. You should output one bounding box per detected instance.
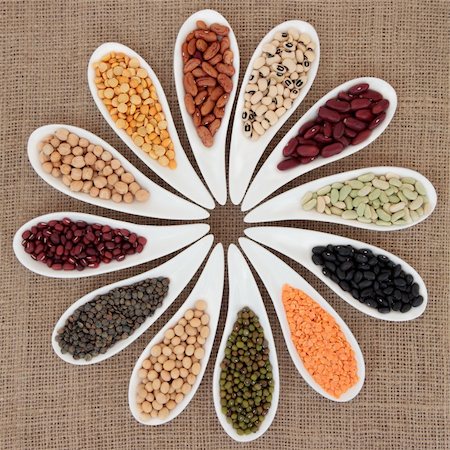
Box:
[56,277,169,360]
[136,300,209,420]
[219,307,273,435]
[93,53,177,169]
[302,172,430,227]
[312,245,424,314]
[182,20,235,147]
[282,284,358,398]
[39,128,149,203]
[278,83,389,170]
[21,218,146,271]
[242,29,315,140]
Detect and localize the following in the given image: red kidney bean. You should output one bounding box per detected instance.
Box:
[314,134,333,144]
[355,109,374,122]
[297,145,320,157]
[338,91,353,101]
[332,122,345,139]
[371,99,390,114]
[344,127,357,138]
[298,120,316,136]
[278,83,387,170]
[369,112,386,130]
[325,99,350,113]
[351,129,372,145]
[318,106,341,123]
[323,122,332,137]
[360,89,383,101]
[20,218,147,272]
[350,98,371,110]
[277,158,301,171]
[283,138,298,157]
[343,117,367,131]
[304,125,321,139]
[348,83,369,95]
[297,137,316,145]
[335,135,350,147]
[321,142,344,157]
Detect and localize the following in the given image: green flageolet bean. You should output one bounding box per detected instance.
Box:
[372,178,390,190]
[324,195,331,205]
[334,201,346,209]
[415,181,426,195]
[379,192,389,204]
[423,195,429,204]
[317,185,331,196]
[391,210,405,222]
[317,196,326,213]
[370,206,378,221]
[372,199,381,209]
[339,185,352,201]
[324,206,331,215]
[348,179,365,190]
[403,208,412,222]
[382,203,391,213]
[397,191,407,203]
[389,177,402,187]
[401,183,415,191]
[410,210,419,221]
[303,198,317,210]
[386,172,400,180]
[356,203,366,217]
[416,206,424,216]
[409,196,424,210]
[330,206,343,215]
[331,182,344,189]
[342,210,358,220]
[401,177,417,185]
[364,204,372,220]
[368,188,381,201]
[385,187,395,196]
[376,220,392,226]
[393,219,407,225]
[357,172,375,182]
[389,194,400,203]
[377,208,392,222]
[349,189,359,198]
[402,188,418,201]
[344,196,353,210]
[330,188,339,204]
[358,185,372,197]
[357,216,372,223]
[390,202,406,213]
[301,192,313,205]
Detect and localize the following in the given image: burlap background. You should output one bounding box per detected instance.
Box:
[1,0,449,448]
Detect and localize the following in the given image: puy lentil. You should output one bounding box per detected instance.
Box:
[39,128,149,203]
[302,172,430,226]
[282,284,358,398]
[219,307,274,435]
[312,245,424,314]
[93,53,177,169]
[21,218,147,271]
[136,300,209,420]
[56,277,169,360]
[278,83,389,170]
[242,29,315,140]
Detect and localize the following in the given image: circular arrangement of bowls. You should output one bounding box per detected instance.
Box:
[14,9,436,442]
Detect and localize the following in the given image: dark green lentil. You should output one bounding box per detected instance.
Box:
[56,277,169,360]
[219,307,274,435]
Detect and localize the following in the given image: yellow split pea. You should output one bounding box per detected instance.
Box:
[93,52,177,169]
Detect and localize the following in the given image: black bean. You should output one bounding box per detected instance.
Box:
[378,307,391,314]
[312,254,323,266]
[311,244,423,314]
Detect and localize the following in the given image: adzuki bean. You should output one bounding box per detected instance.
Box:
[21,218,147,271]
[182,20,235,147]
[278,83,389,170]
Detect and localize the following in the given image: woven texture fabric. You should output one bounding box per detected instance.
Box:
[1,0,449,448]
